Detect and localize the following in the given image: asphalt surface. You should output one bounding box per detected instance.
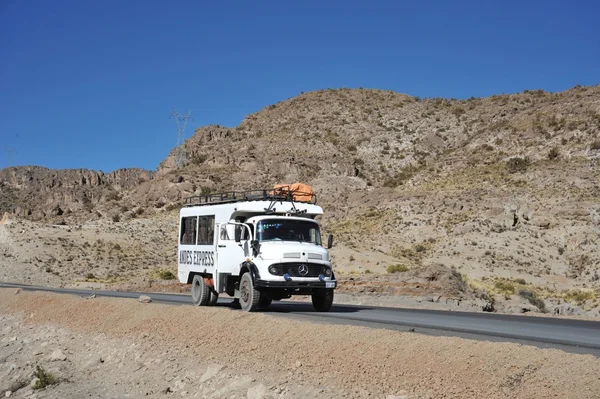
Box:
[2,282,600,356]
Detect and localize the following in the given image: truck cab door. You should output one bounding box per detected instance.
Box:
[216,223,247,288]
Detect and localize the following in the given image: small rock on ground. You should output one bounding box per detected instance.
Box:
[200,364,223,383]
[138,295,152,303]
[50,349,67,361]
[247,383,267,399]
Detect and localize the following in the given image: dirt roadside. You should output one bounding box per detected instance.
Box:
[1,289,600,399]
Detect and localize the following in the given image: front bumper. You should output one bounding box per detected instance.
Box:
[255,279,337,290]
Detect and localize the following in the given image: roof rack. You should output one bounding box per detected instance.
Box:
[183,187,317,207]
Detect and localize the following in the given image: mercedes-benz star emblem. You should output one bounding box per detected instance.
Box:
[298,264,309,276]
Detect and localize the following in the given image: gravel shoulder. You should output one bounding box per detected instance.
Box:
[2,289,600,399]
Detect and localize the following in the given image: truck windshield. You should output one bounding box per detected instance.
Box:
[256,219,322,245]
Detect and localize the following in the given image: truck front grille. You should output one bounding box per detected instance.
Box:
[270,262,327,278]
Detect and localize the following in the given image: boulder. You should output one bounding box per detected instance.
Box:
[552,304,585,316]
[50,349,67,361]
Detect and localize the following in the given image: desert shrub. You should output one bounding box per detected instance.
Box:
[514,278,527,285]
[414,244,426,253]
[190,153,208,165]
[566,120,579,131]
[165,203,179,212]
[364,269,372,274]
[387,264,409,273]
[105,191,122,202]
[82,196,94,212]
[112,214,120,223]
[565,289,595,305]
[494,280,516,295]
[590,141,600,151]
[519,289,546,312]
[568,255,590,278]
[383,166,418,188]
[85,272,95,280]
[451,107,465,117]
[506,157,530,173]
[346,144,357,152]
[33,365,58,390]
[158,270,176,280]
[547,147,560,160]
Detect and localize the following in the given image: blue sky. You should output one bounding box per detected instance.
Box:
[1,0,598,172]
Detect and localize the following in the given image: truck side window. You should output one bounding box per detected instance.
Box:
[198,215,215,245]
[207,216,214,243]
[199,217,208,243]
[180,217,197,245]
[220,225,230,240]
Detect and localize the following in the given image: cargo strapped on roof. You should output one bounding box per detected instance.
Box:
[184,184,317,207]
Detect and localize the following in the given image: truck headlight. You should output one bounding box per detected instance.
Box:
[268,265,281,275]
[323,267,332,277]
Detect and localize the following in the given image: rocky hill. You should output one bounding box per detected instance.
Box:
[1,85,599,313]
[0,166,153,220]
[3,85,599,220]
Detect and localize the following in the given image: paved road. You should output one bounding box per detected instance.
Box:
[2,282,600,355]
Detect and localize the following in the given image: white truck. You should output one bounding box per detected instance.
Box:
[177,186,336,312]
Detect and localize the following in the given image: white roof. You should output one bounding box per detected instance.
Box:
[180,200,323,217]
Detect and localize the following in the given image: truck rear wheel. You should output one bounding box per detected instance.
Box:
[191,275,210,306]
[207,290,218,306]
[312,289,334,312]
[239,272,260,312]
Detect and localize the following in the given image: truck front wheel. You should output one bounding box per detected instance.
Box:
[239,272,261,312]
[312,289,334,312]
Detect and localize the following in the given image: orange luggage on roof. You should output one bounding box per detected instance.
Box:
[273,182,315,203]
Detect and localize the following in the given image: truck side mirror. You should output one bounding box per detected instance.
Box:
[327,234,333,249]
[251,239,260,257]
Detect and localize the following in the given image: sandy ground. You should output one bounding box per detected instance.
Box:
[1,289,600,399]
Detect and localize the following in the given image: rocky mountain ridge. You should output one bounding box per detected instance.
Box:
[2,85,599,221]
[0,166,152,219]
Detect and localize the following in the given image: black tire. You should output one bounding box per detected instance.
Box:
[239,272,261,312]
[207,289,218,306]
[231,298,241,309]
[312,289,334,312]
[258,296,272,309]
[191,275,209,306]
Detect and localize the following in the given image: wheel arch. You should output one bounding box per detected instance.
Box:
[239,261,260,283]
[186,271,212,284]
